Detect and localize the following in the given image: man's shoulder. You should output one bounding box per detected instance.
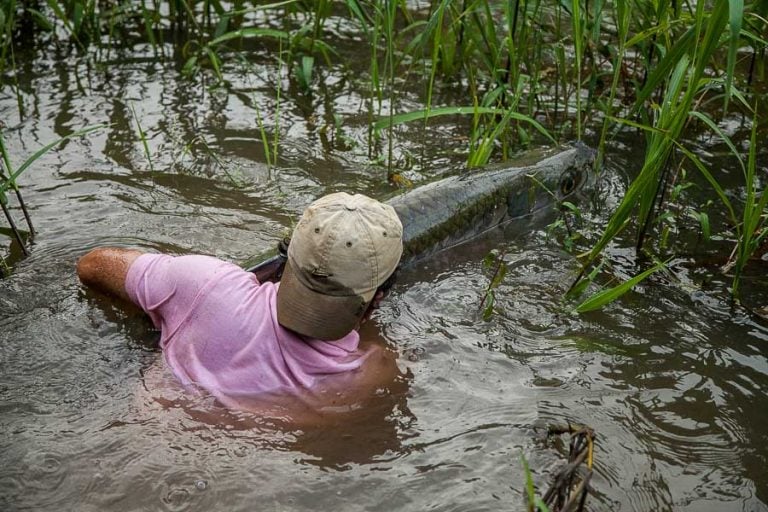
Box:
[174,253,241,268]
[160,254,277,337]
[129,252,264,308]
[160,254,254,282]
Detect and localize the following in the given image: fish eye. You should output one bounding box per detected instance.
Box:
[560,172,577,195]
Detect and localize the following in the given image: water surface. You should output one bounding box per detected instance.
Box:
[1,35,767,512]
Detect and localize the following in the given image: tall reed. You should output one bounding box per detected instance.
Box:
[2,0,765,301]
[729,108,766,298]
[571,0,741,295]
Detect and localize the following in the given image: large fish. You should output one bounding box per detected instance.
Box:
[245,143,596,280]
[389,142,596,262]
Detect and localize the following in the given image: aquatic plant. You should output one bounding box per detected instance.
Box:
[0,131,33,254]
[0,0,765,302]
[726,108,766,298]
[521,453,550,512]
[130,103,154,174]
[520,423,596,512]
[569,0,765,304]
[574,259,666,313]
[479,248,508,320]
[0,124,105,262]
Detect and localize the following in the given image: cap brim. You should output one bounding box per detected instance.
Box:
[277,260,373,341]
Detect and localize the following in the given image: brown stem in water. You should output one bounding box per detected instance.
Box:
[541,425,595,512]
[2,201,29,256]
[13,188,34,237]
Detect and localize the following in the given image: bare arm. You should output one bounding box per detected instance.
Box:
[77,247,145,301]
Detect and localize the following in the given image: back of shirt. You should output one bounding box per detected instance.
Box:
[125,254,370,401]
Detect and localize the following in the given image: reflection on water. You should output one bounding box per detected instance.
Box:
[1,33,768,512]
[138,359,414,471]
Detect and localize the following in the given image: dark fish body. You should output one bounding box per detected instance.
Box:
[246,143,596,277]
[387,142,597,262]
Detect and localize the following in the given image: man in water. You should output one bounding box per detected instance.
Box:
[77,193,404,423]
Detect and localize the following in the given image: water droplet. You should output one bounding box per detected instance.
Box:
[195,480,207,491]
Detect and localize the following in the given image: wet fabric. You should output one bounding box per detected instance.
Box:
[125,253,369,398]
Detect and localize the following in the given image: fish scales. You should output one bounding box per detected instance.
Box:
[386,143,596,262]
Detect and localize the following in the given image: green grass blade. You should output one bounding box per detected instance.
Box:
[26,8,54,31]
[0,130,15,180]
[520,453,537,512]
[695,211,711,241]
[566,259,605,300]
[586,57,690,264]
[204,46,223,82]
[209,28,288,46]
[374,106,555,143]
[607,116,667,135]
[630,27,695,113]
[725,0,744,111]
[673,143,738,227]
[1,124,107,190]
[571,0,583,138]
[141,3,157,48]
[732,107,762,297]
[689,111,745,173]
[742,110,767,250]
[468,108,516,168]
[130,103,155,173]
[576,261,665,313]
[45,0,84,49]
[344,0,371,36]
[625,19,678,48]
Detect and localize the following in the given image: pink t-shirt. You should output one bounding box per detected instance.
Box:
[125,253,370,401]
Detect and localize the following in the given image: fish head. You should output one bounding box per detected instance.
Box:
[554,141,597,203]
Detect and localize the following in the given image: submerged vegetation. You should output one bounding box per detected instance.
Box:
[0,0,766,303]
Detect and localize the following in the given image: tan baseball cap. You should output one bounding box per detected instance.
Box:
[276,192,403,341]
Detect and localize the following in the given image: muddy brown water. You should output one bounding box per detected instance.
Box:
[1,43,768,512]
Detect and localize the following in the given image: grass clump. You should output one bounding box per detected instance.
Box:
[0,0,765,302]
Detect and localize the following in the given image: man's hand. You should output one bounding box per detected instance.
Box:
[77,247,145,301]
